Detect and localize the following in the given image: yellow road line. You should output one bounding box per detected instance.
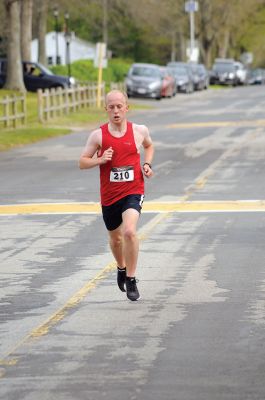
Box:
[0,202,101,215]
[144,200,265,212]
[166,119,265,129]
[1,201,265,215]
[0,261,116,366]
[30,261,117,338]
[0,211,168,368]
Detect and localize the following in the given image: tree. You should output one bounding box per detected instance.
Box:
[4,0,25,91]
[102,0,108,49]
[21,0,33,61]
[37,0,48,65]
[197,0,264,67]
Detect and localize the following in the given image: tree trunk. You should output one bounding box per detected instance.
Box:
[177,28,186,62]
[103,0,108,50]
[21,0,33,61]
[204,47,212,68]
[201,37,214,68]
[37,0,48,65]
[219,29,230,59]
[4,0,26,91]
[170,29,176,61]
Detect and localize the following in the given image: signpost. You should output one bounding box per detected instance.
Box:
[185,1,199,62]
[94,42,107,108]
[240,52,253,65]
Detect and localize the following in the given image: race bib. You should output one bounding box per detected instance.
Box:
[110,166,134,182]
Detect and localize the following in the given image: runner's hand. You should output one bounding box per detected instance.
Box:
[100,147,114,164]
[143,164,153,178]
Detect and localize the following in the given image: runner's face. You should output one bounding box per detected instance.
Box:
[105,93,128,124]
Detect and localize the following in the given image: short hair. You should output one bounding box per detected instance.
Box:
[105,89,128,105]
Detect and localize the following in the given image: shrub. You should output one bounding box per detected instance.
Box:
[50,58,132,84]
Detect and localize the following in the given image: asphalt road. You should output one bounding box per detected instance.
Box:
[1,86,265,399]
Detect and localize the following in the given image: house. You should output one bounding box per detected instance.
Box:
[31,31,96,66]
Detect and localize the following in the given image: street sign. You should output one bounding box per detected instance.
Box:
[240,52,253,65]
[185,1,199,13]
[186,40,199,62]
[94,42,107,68]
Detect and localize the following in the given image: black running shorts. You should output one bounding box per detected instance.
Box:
[102,194,145,231]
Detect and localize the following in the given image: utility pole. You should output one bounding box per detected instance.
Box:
[185,1,198,62]
[64,12,71,78]
[53,7,60,65]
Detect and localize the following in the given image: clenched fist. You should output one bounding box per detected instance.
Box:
[100,147,114,164]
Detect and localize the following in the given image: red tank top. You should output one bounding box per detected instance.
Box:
[99,121,144,206]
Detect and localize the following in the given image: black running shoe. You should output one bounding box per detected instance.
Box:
[126,277,140,301]
[117,267,126,292]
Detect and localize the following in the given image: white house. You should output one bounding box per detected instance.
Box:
[31,31,96,65]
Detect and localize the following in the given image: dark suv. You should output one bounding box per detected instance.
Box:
[0,59,75,92]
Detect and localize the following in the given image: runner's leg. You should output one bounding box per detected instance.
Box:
[108,226,127,292]
[108,226,125,268]
[121,208,140,277]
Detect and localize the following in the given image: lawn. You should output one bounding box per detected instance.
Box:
[0,90,106,151]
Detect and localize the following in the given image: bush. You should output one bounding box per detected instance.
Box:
[50,58,132,84]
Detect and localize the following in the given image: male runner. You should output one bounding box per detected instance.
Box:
[79,90,154,301]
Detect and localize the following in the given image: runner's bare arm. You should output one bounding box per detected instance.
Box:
[79,129,113,169]
[136,124,154,178]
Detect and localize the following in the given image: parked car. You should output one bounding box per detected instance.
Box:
[159,66,177,97]
[197,63,209,89]
[247,68,265,85]
[210,59,238,86]
[234,61,248,85]
[0,59,75,92]
[125,63,163,100]
[167,62,194,93]
[187,62,203,90]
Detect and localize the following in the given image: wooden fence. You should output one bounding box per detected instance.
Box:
[37,82,105,123]
[0,94,26,128]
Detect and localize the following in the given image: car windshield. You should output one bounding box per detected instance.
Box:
[171,66,188,76]
[252,69,262,76]
[160,68,169,77]
[198,65,205,73]
[213,63,235,73]
[131,66,160,78]
[35,63,54,76]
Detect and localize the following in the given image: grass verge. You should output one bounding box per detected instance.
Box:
[0,126,71,152]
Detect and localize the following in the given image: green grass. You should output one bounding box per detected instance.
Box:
[0,126,70,151]
[0,90,102,151]
[47,108,107,127]
[51,58,132,84]
[0,90,71,151]
[210,84,231,89]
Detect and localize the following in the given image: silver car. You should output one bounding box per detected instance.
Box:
[125,63,162,100]
[167,62,194,93]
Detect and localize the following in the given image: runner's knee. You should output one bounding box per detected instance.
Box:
[123,226,137,241]
[110,233,123,248]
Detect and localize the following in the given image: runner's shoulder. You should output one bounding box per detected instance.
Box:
[132,123,149,137]
[90,127,102,141]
